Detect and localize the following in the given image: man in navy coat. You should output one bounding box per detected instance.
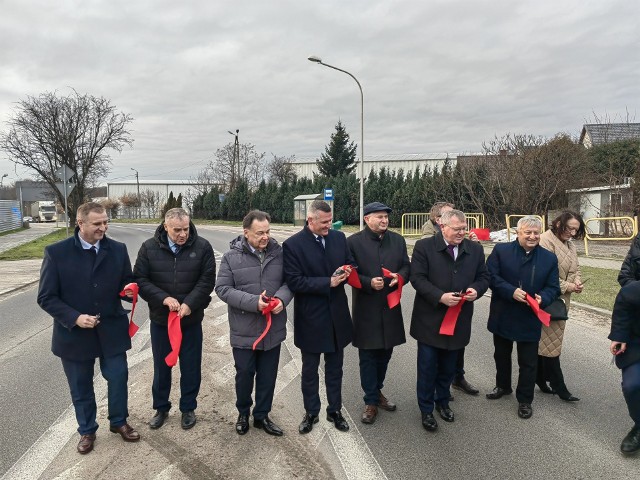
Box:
[38,202,139,454]
[485,216,560,420]
[283,200,355,434]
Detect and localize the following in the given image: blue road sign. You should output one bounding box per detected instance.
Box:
[324,188,333,201]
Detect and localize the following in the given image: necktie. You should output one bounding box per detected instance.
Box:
[447,244,456,259]
[172,244,180,254]
[257,250,265,263]
[316,236,325,249]
[91,245,98,255]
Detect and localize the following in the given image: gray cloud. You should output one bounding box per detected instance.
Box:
[1,0,638,185]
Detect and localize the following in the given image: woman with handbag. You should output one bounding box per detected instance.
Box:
[536,211,586,402]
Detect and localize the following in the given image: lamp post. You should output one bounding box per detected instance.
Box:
[228,129,240,190]
[131,168,140,219]
[308,55,364,230]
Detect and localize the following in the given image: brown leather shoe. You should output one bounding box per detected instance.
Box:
[77,434,96,454]
[109,423,141,442]
[361,405,378,424]
[378,391,397,411]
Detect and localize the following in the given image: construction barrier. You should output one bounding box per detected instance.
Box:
[401,212,486,237]
[583,216,638,257]
[505,214,545,242]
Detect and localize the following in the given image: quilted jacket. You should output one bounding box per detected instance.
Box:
[538,229,581,357]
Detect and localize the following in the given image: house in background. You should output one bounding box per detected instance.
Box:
[579,123,640,148]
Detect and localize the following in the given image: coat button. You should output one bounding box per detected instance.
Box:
[453,270,457,274]
[94,284,98,287]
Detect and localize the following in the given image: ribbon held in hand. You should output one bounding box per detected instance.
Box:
[253,295,280,350]
[525,294,550,327]
[165,311,183,367]
[439,294,467,335]
[343,265,362,289]
[119,282,140,337]
[381,268,404,309]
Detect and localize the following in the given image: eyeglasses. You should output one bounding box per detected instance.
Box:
[564,226,578,233]
[444,226,467,233]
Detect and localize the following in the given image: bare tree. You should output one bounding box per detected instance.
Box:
[206,142,266,191]
[0,90,133,224]
[99,198,120,219]
[119,193,140,219]
[267,154,297,185]
[139,188,164,218]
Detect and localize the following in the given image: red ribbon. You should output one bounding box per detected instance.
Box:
[381,268,404,309]
[525,294,551,327]
[344,265,362,289]
[252,296,280,350]
[119,282,139,337]
[439,294,467,335]
[165,311,183,367]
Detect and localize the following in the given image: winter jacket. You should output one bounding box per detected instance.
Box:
[410,233,490,350]
[487,240,560,342]
[608,281,640,370]
[538,229,581,357]
[347,226,410,350]
[134,222,216,327]
[215,236,292,350]
[618,233,640,286]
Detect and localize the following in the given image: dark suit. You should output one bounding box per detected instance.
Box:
[486,240,560,404]
[410,233,489,413]
[283,226,354,415]
[37,229,134,435]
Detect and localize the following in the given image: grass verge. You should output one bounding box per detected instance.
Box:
[0,229,68,261]
[574,265,619,312]
[0,227,26,237]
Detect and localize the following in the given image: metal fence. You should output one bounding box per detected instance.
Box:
[504,214,546,242]
[401,212,487,237]
[0,200,22,233]
[583,216,638,256]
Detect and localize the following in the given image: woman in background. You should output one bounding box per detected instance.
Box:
[537,211,586,402]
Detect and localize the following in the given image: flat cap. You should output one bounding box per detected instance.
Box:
[363,202,392,216]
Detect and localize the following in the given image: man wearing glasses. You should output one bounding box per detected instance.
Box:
[410,209,489,432]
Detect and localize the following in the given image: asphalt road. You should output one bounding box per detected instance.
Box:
[2,223,638,478]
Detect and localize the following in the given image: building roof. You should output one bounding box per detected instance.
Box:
[292,153,457,164]
[579,123,640,147]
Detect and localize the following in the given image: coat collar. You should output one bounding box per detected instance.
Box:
[434,231,467,256]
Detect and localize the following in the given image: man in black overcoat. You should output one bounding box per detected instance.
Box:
[38,202,140,454]
[283,200,354,434]
[347,202,410,424]
[410,210,489,432]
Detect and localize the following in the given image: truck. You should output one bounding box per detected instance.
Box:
[29,201,58,222]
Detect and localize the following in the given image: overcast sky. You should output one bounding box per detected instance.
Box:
[1,0,638,186]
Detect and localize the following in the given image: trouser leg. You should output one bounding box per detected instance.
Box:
[61,358,98,435]
[621,362,640,427]
[99,352,129,427]
[455,347,466,379]
[150,321,173,411]
[359,348,379,405]
[493,334,513,390]
[300,350,321,415]
[515,341,538,404]
[253,345,281,420]
[178,322,203,412]
[324,348,344,413]
[546,355,569,395]
[376,348,393,392]
[435,349,460,407]
[416,342,438,414]
[232,348,256,416]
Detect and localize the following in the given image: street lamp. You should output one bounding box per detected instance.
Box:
[0,174,7,188]
[131,168,140,219]
[308,55,365,230]
[228,129,240,190]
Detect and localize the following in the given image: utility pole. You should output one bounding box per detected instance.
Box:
[228,129,239,191]
[0,174,7,188]
[131,167,140,219]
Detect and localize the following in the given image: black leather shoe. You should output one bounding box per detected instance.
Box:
[236,414,249,435]
[327,411,349,432]
[298,413,318,434]
[621,427,640,455]
[149,410,169,429]
[518,403,533,419]
[435,404,455,422]
[77,434,96,454]
[452,377,479,395]
[536,381,555,394]
[557,392,580,402]
[181,410,196,430]
[486,387,513,400]
[421,413,438,432]
[254,416,283,436]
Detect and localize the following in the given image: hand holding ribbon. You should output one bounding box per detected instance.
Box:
[381,268,404,309]
[337,265,361,289]
[253,294,281,350]
[119,282,139,337]
[165,311,183,367]
[525,294,550,327]
[439,292,467,336]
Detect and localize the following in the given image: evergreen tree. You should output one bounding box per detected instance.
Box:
[316,120,358,177]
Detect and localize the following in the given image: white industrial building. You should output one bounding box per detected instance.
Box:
[290,153,457,179]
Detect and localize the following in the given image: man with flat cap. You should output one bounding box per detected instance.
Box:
[348,202,410,424]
